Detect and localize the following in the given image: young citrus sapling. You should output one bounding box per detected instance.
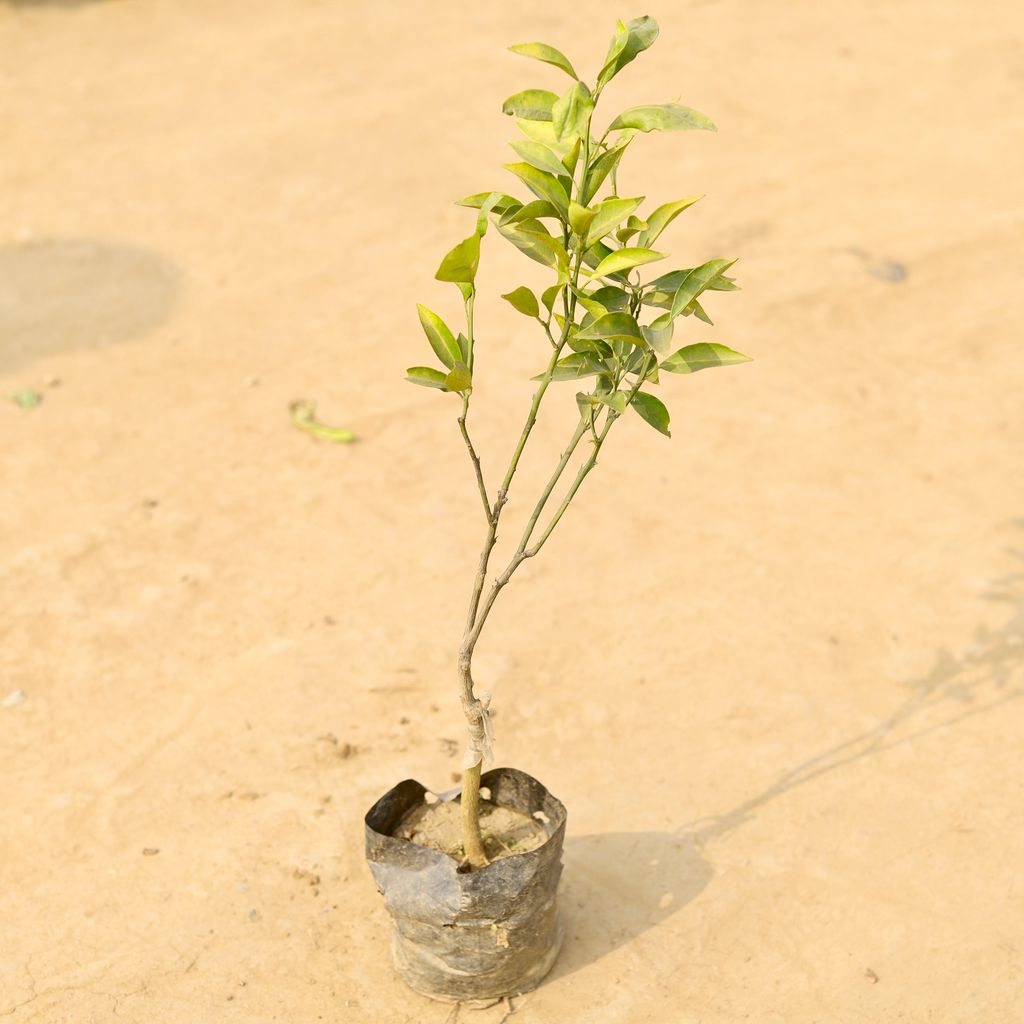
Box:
[406,14,750,869]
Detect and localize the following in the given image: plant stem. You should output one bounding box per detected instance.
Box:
[455,288,493,525]
[473,356,653,644]
[526,419,613,557]
[456,108,597,869]
[456,339,572,868]
[498,332,573,497]
[458,397,492,525]
[459,759,487,867]
[527,364,651,556]
[514,417,589,554]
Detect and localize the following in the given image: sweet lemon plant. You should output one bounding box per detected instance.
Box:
[406,16,749,868]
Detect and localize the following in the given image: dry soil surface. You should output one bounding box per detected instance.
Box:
[395,795,548,863]
[2,2,1023,1022]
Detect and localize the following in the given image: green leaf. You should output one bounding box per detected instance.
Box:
[623,346,652,374]
[708,274,740,292]
[445,361,473,392]
[597,16,659,91]
[474,191,505,236]
[596,390,629,414]
[568,333,612,358]
[637,196,703,248]
[576,311,643,344]
[669,259,737,319]
[509,139,574,179]
[508,42,578,80]
[568,201,596,239]
[416,304,462,369]
[514,118,573,155]
[647,274,737,311]
[576,391,597,419]
[641,312,675,355]
[589,247,666,279]
[583,240,614,273]
[646,269,693,291]
[631,391,671,436]
[289,399,356,442]
[595,20,629,91]
[533,352,606,381]
[501,286,540,318]
[10,388,42,409]
[608,103,717,134]
[587,196,644,243]
[502,200,560,224]
[504,162,570,217]
[541,284,562,313]
[642,268,696,309]
[581,138,631,205]
[552,80,594,141]
[690,299,714,325]
[589,285,630,312]
[570,285,607,320]
[455,191,519,213]
[562,136,582,175]
[610,339,637,365]
[660,343,751,374]
[405,366,449,391]
[502,89,559,122]
[576,389,628,417]
[496,219,569,276]
[435,233,480,284]
[616,215,647,244]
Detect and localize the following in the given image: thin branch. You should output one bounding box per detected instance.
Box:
[489,260,582,520]
[515,416,589,556]
[460,331,573,647]
[527,356,653,559]
[453,289,492,525]
[466,409,595,652]
[458,397,492,525]
[465,290,476,373]
[525,437,604,559]
[465,550,525,653]
[462,122,653,655]
[462,488,506,642]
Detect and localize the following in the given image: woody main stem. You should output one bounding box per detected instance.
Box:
[456,335,573,867]
[456,118,599,869]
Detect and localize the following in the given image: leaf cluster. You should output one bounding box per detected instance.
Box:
[407,14,750,444]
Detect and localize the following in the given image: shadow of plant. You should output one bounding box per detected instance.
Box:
[551,526,1024,978]
[555,829,713,979]
[0,237,180,373]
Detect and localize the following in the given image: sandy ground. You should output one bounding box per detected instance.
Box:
[2,2,1023,1021]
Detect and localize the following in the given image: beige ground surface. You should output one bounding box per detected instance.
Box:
[2,2,1023,1022]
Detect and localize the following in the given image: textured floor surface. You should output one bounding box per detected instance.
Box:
[2,2,1023,1021]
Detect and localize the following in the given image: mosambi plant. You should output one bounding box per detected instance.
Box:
[406,15,749,870]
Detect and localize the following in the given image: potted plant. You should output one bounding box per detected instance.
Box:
[365,15,749,1003]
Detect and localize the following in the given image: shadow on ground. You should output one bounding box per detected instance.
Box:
[549,524,1024,980]
[555,829,713,980]
[0,238,180,373]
